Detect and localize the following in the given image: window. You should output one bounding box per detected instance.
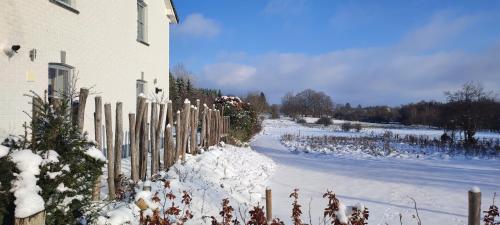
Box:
[137,0,148,44]
[48,63,73,99]
[49,0,79,14]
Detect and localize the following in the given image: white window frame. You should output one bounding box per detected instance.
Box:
[137,0,148,44]
[48,63,74,99]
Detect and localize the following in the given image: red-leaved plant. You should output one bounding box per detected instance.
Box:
[483,193,500,225]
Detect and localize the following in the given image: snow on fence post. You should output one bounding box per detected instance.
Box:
[190,107,197,155]
[104,103,115,199]
[468,186,481,225]
[266,188,272,221]
[175,111,182,163]
[92,96,103,201]
[77,88,89,133]
[155,103,165,171]
[150,102,158,176]
[114,102,123,189]
[129,113,139,182]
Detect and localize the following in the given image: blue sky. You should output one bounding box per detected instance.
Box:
[170,0,500,106]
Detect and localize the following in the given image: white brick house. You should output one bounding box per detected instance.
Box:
[0,0,178,139]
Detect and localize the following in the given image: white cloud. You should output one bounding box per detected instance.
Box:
[202,63,256,86]
[173,13,220,38]
[196,12,500,105]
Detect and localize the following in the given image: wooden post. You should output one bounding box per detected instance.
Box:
[164,125,174,169]
[15,210,45,225]
[31,97,42,150]
[156,103,165,171]
[150,102,158,176]
[167,100,173,126]
[77,88,89,133]
[200,105,207,148]
[175,111,181,163]
[92,96,103,201]
[182,100,191,159]
[468,187,481,225]
[114,102,123,189]
[140,104,149,180]
[266,188,272,221]
[190,107,197,154]
[129,113,139,182]
[104,103,115,199]
[207,109,212,146]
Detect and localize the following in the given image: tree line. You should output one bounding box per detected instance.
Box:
[281,82,500,145]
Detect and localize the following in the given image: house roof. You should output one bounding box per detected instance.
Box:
[164,0,179,24]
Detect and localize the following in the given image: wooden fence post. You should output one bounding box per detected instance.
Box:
[134,96,146,182]
[167,100,173,126]
[77,88,89,133]
[104,103,115,199]
[175,110,181,163]
[468,187,481,225]
[200,105,207,148]
[182,100,191,159]
[91,96,102,201]
[129,113,139,182]
[164,124,174,169]
[266,188,272,221]
[150,102,158,176]
[207,109,212,146]
[15,210,46,225]
[190,107,197,154]
[156,103,165,171]
[140,104,149,180]
[114,102,123,189]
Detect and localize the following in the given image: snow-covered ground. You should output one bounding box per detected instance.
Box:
[252,118,500,225]
[96,144,275,225]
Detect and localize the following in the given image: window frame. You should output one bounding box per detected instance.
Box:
[49,0,79,14]
[137,0,149,46]
[48,63,74,99]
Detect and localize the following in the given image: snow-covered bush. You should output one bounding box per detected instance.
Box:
[0,145,16,224]
[216,96,260,141]
[3,94,105,224]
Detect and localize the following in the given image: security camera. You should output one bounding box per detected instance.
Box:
[11,45,20,53]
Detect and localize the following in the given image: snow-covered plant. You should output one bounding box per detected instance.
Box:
[5,93,106,224]
[216,96,260,142]
[484,193,500,225]
[323,190,369,225]
[0,144,16,225]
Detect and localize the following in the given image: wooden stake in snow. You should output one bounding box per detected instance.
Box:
[167,100,173,126]
[266,188,272,221]
[129,113,139,182]
[15,210,46,225]
[77,88,89,133]
[150,102,158,176]
[92,96,103,201]
[140,104,149,180]
[182,100,191,159]
[200,105,207,148]
[114,102,123,188]
[175,110,182,163]
[104,103,115,199]
[164,124,174,169]
[468,186,481,225]
[156,103,165,171]
[190,107,197,154]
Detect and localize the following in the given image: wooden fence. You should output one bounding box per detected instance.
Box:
[94,95,231,200]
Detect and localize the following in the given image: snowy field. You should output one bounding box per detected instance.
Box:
[252,118,500,225]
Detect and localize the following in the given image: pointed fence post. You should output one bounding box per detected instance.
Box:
[155,103,165,171]
[77,88,89,133]
[164,125,174,168]
[92,96,102,201]
[140,104,149,180]
[200,105,207,148]
[150,102,158,176]
[190,107,197,154]
[114,102,123,189]
[104,103,115,199]
[175,111,182,163]
[129,113,139,182]
[182,100,191,159]
[167,100,173,126]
